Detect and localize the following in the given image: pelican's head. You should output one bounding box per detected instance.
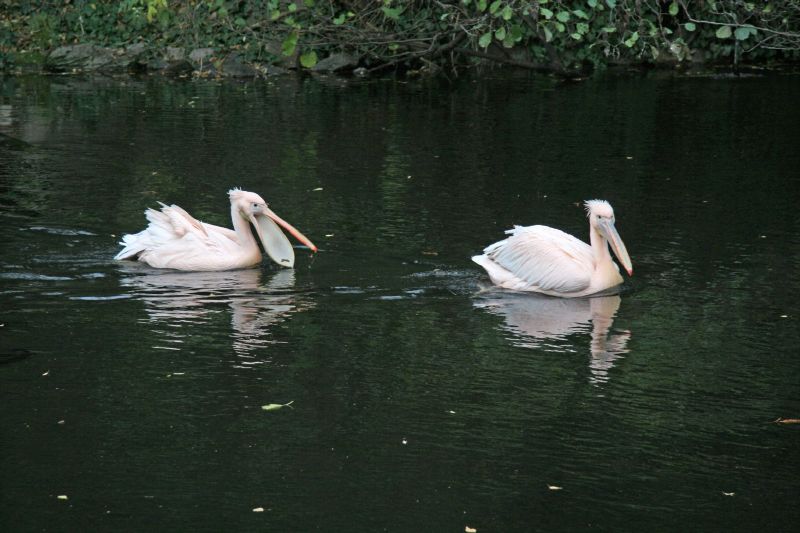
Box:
[585,199,633,276]
[229,188,317,268]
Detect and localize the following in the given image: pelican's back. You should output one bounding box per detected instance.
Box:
[472,225,595,295]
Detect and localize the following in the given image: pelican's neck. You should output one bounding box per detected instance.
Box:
[231,204,257,247]
[589,224,612,267]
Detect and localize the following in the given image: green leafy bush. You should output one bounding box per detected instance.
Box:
[1,0,798,73]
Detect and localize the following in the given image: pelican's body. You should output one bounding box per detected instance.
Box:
[472,200,633,297]
[115,189,317,271]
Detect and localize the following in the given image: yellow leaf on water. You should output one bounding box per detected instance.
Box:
[548,485,563,491]
[262,401,294,411]
[773,417,800,424]
[253,507,264,512]
[57,495,68,500]
[465,527,477,533]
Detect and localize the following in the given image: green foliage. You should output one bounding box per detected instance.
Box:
[1,0,799,73]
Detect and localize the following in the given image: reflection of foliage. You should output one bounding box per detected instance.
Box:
[1,1,798,74]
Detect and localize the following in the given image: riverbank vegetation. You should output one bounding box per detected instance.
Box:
[2,1,799,76]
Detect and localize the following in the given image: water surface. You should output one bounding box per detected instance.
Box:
[1,71,799,532]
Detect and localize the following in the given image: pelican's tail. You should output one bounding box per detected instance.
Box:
[114,206,177,260]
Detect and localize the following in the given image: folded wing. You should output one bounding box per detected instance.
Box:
[474,225,595,294]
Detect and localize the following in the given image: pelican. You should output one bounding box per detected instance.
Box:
[114,188,317,271]
[472,200,633,297]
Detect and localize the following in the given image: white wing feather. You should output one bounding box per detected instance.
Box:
[114,204,230,269]
[475,225,595,293]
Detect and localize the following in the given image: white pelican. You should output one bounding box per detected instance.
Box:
[115,188,317,271]
[472,200,633,297]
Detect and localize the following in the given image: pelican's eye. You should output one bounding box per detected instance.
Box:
[252,202,259,208]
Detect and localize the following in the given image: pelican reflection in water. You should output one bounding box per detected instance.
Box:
[118,266,311,360]
[474,290,630,383]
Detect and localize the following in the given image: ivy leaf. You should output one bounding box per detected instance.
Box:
[300,49,318,68]
[509,24,524,42]
[477,0,487,12]
[489,0,502,14]
[381,6,404,20]
[478,31,493,48]
[281,32,298,56]
[570,32,582,40]
[602,25,616,33]
[543,26,553,42]
[624,30,639,47]
[605,0,617,7]
[684,22,696,31]
[234,17,246,27]
[556,11,570,22]
[668,2,679,16]
[501,5,513,21]
[573,9,589,20]
[540,7,553,19]
[715,25,732,39]
[734,26,754,40]
[588,0,598,7]
[333,13,346,25]
[494,26,506,41]
[576,22,589,35]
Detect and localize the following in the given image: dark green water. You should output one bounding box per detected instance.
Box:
[1,71,799,532]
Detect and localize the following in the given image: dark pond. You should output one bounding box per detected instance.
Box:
[1,70,799,532]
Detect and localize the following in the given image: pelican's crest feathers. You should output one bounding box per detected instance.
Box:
[584,199,614,218]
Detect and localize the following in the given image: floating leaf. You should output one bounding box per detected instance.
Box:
[262,401,294,411]
[465,527,477,533]
[548,484,563,490]
[715,25,732,39]
[57,495,68,500]
[253,507,265,512]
